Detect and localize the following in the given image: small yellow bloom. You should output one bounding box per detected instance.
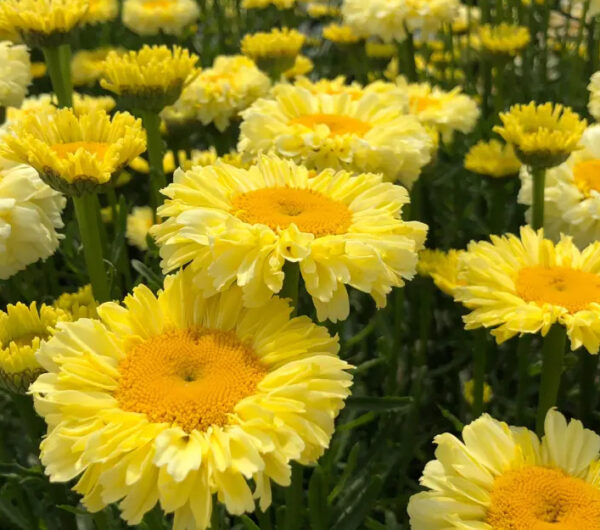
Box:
[283,54,314,79]
[100,45,199,112]
[0,41,31,107]
[30,61,46,78]
[417,249,464,296]
[465,139,521,178]
[54,285,98,320]
[123,0,199,36]
[129,150,176,175]
[462,379,493,405]
[322,23,361,45]
[71,47,124,86]
[365,41,396,59]
[82,0,118,25]
[495,102,586,168]
[241,28,305,75]
[0,0,88,47]
[242,0,296,8]
[588,70,600,121]
[306,3,339,18]
[126,206,155,250]
[1,108,146,196]
[479,23,531,55]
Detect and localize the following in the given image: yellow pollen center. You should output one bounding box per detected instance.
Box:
[231,187,353,237]
[410,95,442,114]
[487,466,600,529]
[115,329,267,433]
[292,113,372,136]
[515,266,600,313]
[143,0,173,8]
[573,159,600,196]
[51,142,109,160]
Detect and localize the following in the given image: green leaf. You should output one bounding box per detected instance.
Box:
[330,475,384,530]
[239,515,260,530]
[345,396,412,411]
[437,405,464,432]
[337,411,378,432]
[328,442,360,504]
[308,467,328,530]
[131,260,163,291]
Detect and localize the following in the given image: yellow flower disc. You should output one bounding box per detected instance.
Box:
[573,159,600,196]
[116,329,267,433]
[487,466,600,527]
[292,114,372,137]
[51,141,109,160]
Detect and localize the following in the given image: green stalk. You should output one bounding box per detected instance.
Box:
[284,463,304,530]
[530,166,546,230]
[0,106,5,125]
[398,27,417,82]
[579,353,599,425]
[489,178,508,235]
[536,324,567,436]
[139,110,167,212]
[73,194,111,303]
[516,335,532,424]
[10,392,44,447]
[281,261,301,316]
[472,329,487,417]
[42,44,73,108]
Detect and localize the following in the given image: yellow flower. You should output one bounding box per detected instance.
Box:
[71,47,124,86]
[30,61,46,78]
[322,23,361,45]
[455,225,600,353]
[519,125,600,248]
[305,3,339,18]
[239,85,431,187]
[122,0,199,36]
[54,285,98,320]
[588,70,600,121]
[242,0,296,8]
[177,148,251,171]
[408,409,600,528]
[162,55,270,131]
[129,150,177,175]
[365,41,396,59]
[0,41,31,107]
[341,0,409,43]
[0,0,88,47]
[0,162,65,279]
[31,268,352,527]
[405,0,461,33]
[495,102,586,168]
[417,249,464,297]
[462,379,493,405]
[126,206,155,250]
[241,28,305,75]
[451,4,480,34]
[100,45,199,112]
[465,139,521,178]
[401,78,480,142]
[82,0,118,25]
[0,302,67,393]
[1,108,146,196]
[152,155,426,322]
[283,54,314,79]
[479,23,531,55]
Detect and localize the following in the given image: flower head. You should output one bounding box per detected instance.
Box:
[322,23,361,45]
[495,102,586,168]
[342,0,409,43]
[126,205,155,250]
[0,162,65,279]
[241,28,305,76]
[239,85,432,187]
[152,155,426,321]
[283,54,314,79]
[122,0,199,36]
[242,0,296,8]
[408,409,600,528]
[417,249,464,296]
[1,108,146,196]
[100,45,199,112]
[82,0,118,25]
[465,139,521,178]
[588,70,600,121]
[455,225,600,353]
[0,0,88,47]
[0,41,31,108]
[479,23,531,55]
[53,285,98,320]
[31,268,352,527]
[71,47,124,87]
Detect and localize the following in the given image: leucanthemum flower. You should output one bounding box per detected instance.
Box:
[0,41,31,108]
[408,409,600,528]
[417,249,463,297]
[494,102,586,168]
[478,23,531,55]
[0,302,67,393]
[519,125,600,247]
[54,284,98,320]
[238,85,431,187]
[162,55,271,131]
[30,267,353,528]
[126,205,155,251]
[455,225,600,353]
[0,0,88,47]
[151,155,427,322]
[0,108,146,196]
[71,48,124,87]
[400,78,480,142]
[122,0,199,36]
[82,0,118,25]
[0,162,65,279]
[341,0,410,43]
[322,23,361,45]
[465,139,521,178]
[241,28,305,76]
[100,45,199,113]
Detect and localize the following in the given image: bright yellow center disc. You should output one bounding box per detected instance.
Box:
[487,466,600,529]
[115,329,267,433]
[573,159,600,196]
[410,96,442,114]
[231,187,353,237]
[143,0,173,8]
[292,113,372,136]
[516,266,600,313]
[51,141,109,160]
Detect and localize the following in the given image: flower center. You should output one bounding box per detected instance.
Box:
[142,0,173,8]
[292,113,372,136]
[515,266,600,313]
[51,142,109,160]
[573,160,600,196]
[230,187,353,237]
[410,96,442,114]
[487,466,600,529]
[115,329,267,433]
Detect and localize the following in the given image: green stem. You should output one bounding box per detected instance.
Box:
[72,194,111,303]
[579,353,598,425]
[42,44,73,108]
[403,30,418,82]
[472,329,487,417]
[0,106,5,126]
[139,110,167,212]
[516,335,532,424]
[10,392,44,447]
[536,324,567,436]
[344,317,377,349]
[281,261,301,316]
[284,463,304,530]
[142,505,166,530]
[210,502,222,530]
[531,166,546,230]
